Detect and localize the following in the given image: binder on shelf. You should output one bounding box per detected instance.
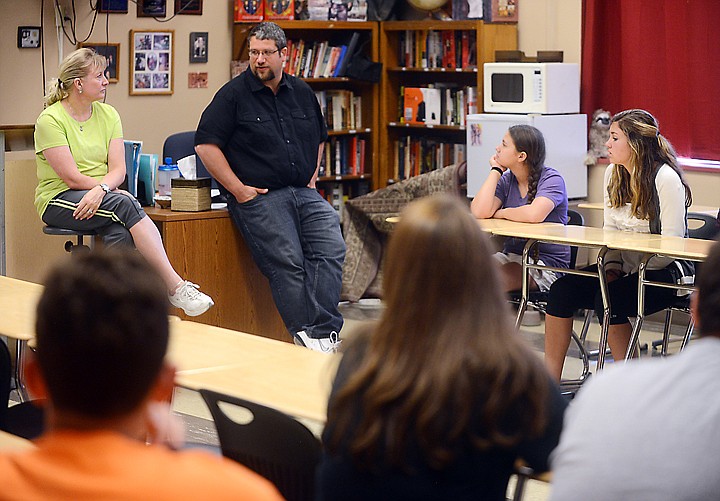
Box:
[336,32,360,77]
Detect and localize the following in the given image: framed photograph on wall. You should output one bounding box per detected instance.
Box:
[99,0,129,13]
[175,0,203,15]
[189,32,208,63]
[79,43,120,83]
[130,30,173,95]
[137,0,167,17]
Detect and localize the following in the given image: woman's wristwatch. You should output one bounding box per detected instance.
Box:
[100,183,111,194]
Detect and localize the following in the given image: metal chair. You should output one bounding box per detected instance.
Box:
[42,226,98,254]
[199,389,321,501]
[650,212,720,355]
[0,339,44,440]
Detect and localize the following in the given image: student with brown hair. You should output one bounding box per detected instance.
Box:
[317,194,567,500]
[471,124,570,293]
[544,109,693,381]
[0,249,282,501]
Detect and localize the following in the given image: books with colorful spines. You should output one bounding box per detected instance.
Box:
[264,0,294,20]
[442,31,456,69]
[312,42,328,78]
[348,136,358,174]
[235,0,265,21]
[331,45,348,77]
[302,47,314,78]
[323,46,341,78]
[336,32,360,77]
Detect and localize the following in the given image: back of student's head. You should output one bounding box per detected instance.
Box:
[696,240,720,336]
[35,249,169,418]
[327,193,550,469]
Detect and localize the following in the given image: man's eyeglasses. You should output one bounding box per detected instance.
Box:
[249,49,280,59]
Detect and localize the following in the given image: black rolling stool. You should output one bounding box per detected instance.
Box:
[42,226,99,254]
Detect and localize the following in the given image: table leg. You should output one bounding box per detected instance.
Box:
[626,254,651,360]
[595,247,611,371]
[514,239,537,330]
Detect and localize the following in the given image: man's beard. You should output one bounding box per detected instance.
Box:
[252,66,275,82]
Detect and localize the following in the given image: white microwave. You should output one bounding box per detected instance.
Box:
[483,62,580,114]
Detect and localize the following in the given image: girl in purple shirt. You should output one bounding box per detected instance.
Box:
[471,125,570,292]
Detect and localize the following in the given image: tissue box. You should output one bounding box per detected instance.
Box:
[171,177,212,212]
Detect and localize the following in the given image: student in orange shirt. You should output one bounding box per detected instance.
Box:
[0,249,282,501]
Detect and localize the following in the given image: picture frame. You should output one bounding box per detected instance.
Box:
[137,0,167,17]
[189,32,208,63]
[175,0,203,15]
[79,43,120,83]
[17,26,41,48]
[130,30,173,95]
[99,0,129,13]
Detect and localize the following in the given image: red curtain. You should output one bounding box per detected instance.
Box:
[582,0,720,161]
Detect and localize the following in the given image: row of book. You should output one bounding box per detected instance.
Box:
[398,30,477,70]
[285,33,359,79]
[315,89,363,131]
[317,181,371,213]
[319,136,367,177]
[399,85,477,128]
[234,0,370,23]
[392,137,466,182]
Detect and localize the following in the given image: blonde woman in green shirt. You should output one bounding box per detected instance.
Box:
[35,48,213,317]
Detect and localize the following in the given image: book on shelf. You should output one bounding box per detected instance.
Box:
[452,0,483,20]
[235,0,265,21]
[393,137,465,180]
[265,0,295,19]
[403,87,441,126]
[308,0,330,20]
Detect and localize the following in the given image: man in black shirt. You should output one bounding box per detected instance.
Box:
[195,22,345,353]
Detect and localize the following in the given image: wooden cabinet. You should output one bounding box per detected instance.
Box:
[378,21,517,187]
[233,21,379,201]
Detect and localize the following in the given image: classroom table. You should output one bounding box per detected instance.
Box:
[170,320,340,423]
[607,234,714,359]
[0,429,35,452]
[0,276,43,401]
[577,202,718,216]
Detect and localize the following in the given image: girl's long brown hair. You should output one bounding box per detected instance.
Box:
[325,194,550,470]
[607,109,692,220]
[508,125,546,203]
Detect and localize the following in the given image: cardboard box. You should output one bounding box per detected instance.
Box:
[171,177,212,212]
[265,0,294,20]
[235,0,265,21]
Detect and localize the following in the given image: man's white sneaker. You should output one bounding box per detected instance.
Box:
[293,330,341,354]
[169,281,214,317]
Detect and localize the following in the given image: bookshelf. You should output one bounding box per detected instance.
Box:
[378,20,517,186]
[233,21,379,207]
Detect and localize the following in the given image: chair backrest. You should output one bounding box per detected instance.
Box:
[687,212,720,241]
[199,389,322,501]
[567,208,585,269]
[162,131,217,190]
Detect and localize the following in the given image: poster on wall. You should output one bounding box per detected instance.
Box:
[130,30,174,95]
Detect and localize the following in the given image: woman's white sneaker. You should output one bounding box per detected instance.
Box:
[169,281,214,316]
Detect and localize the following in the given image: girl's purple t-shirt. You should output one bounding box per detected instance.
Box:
[494,166,571,269]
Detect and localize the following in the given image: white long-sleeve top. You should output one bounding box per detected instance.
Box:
[602,163,687,273]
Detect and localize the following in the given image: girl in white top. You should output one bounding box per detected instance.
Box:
[544,109,693,381]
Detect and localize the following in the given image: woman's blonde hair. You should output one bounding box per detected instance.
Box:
[607,109,692,220]
[45,48,107,106]
[325,193,550,470]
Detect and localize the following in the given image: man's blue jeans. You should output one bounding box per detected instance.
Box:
[227,186,345,339]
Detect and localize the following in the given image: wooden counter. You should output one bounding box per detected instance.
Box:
[145,207,288,342]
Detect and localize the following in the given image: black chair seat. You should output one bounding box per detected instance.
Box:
[42,226,98,237]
